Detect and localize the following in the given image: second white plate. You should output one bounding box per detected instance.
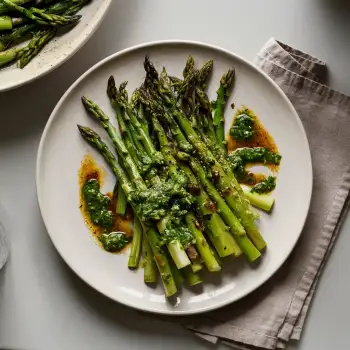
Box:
[36,41,312,315]
[0,0,111,92]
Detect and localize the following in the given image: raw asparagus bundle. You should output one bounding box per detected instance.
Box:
[0,0,91,68]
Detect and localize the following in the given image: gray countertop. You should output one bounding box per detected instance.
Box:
[0,1,349,349]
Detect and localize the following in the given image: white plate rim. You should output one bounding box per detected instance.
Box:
[36,40,313,315]
[0,0,112,92]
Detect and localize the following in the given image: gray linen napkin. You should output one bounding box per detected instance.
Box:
[177,38,350,349]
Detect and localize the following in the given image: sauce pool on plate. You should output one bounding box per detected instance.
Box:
[227,107,280,186]
[78,154,133,253]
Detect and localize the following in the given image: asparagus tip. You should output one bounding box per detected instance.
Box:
[116,81,128,106]
[77,124,86,137]
[144,55,158,79]
[183,55,195,78]
[81,96,96,110]
[81,96,90,109]
[202,59,213,73]
[107,76,117,100]
[119,81,128,91]
[77,124,87,134]
[220,68,235,89]
[77,124,100,141]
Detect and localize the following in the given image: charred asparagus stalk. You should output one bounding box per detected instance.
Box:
[77,125,177,297]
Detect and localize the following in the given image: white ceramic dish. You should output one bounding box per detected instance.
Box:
[0,0,112,92]
[36,41,313,315]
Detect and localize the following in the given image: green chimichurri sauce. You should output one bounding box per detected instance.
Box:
[83,178,113,229]
[251,175,276,194]
[227,107,281,193]
[160,222,195,248]
[227,147,281,184]
[99,232,130,252]
[79,155,134,254]
[230,112,255,141]
[130,171,194,222]
[227,107,279,155]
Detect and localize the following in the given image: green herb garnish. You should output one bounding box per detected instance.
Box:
[251,176,276,194]
[99,232,129,252]
[83,178,113,228]
[230,113,255,141]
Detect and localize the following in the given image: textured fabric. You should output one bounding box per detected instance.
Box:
[180,39,350,349]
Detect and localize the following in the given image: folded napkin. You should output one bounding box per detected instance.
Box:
[178,38,350,349]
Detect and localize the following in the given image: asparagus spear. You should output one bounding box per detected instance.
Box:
[0,0,57,13]
[184,214,221,272]
[9,0,90,28]
[125,113,204,272]
[107,80,148,173]
[183,55,194,79]
[139,87,193,154]
[0,16,13,30]
[110,86,212,271]
[186,155,261,262]
[0,27,55,67]
[2,14,35,30]
[49,0,91,16]
[115,183,127,216]
[151,114,221,272]
[0,23,36,51]
[18,0,90,67]
[133,100,149,135]
[145,225,177,297]
[0,45,22,67]
[212,69,235,155]
[187,63,211,132]
[189,127,266,252]
[0,0,81,27]
[109,85,208,271]
[177,162,242,257]
[151,112,239,259]
[175,59,213,133]
[195,86,217,141]
[81,97,191,270]
[114,81,164,166]
[0,0,89,52]
[0,0,29,14]
[142,231,157,284]
[128,216,142,269]
[139,83,245,243]
[78,125,177,297]
[169,258,184,288]
[18,1,90,66]
[128,122,153,169]
[182,266,202,286]
[167,240,191,270]
[19,28,56,68]
[190,261,203,273]
[107,78,152,173]
[177,58,216,142]
[197,59,213,89]
[241,185,274,212]
[82,97,145,191]
[143,59,266,252]
[193,87,275,212]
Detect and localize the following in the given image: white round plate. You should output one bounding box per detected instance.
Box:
[37,41,312,315]
[0,0,111,92]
